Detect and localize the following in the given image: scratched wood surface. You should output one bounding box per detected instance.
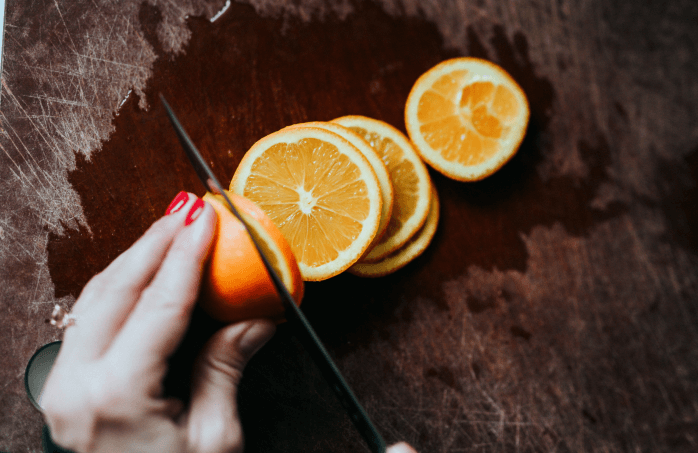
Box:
[2,0,698,452]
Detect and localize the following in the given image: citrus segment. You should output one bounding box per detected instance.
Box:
[200,192,303,324]
[230,127,382,281]
[350,186,439,277]
[332,115,432,262]
[405,57,529,181]
[284,121,394,246]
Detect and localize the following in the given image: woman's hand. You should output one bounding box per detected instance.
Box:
[42,192,272,453]
[41,191,417,453]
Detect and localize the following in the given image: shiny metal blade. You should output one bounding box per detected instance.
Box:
[160,95,386,453]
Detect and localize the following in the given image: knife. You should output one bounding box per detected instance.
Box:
[160,95,387,453]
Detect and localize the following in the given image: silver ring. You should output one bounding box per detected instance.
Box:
[50,304,76,328]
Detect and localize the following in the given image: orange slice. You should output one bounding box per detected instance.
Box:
[201,191,303,324]
[230,127,382,281]
[405,57,530,181]
[351,186,439,277]
[283,121,394,247]
[332,115,432,263]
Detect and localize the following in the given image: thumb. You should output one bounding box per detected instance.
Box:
[186,320,276,453]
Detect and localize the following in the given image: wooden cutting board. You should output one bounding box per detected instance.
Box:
[2,0,697,451]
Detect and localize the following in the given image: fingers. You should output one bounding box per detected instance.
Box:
[388,442,418,453]
[186,320,276,453]
[109,198,217,370]
[62,192,201,361]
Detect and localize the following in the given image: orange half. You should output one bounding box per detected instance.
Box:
[200,192,303,324]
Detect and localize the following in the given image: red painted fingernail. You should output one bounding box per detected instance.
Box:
[165,191,189,215]
[185,198,205,226]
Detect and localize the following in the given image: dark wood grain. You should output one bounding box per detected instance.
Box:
[2,0,698,452]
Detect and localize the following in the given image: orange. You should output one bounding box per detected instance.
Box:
[283,121,394,247]
[350,186,439,277]
[230,126,383,281]
[200,191,303,324]
[405,57,530,181]
[331,115,432,263]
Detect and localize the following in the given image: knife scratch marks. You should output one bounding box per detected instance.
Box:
[53,0,79,54]
[1,1,228,246]
[0,217,35,262]
[1,82,85,234]
[27,94,107,109]
[73,52,150,70]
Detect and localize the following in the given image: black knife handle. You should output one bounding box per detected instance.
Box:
[284,300,387,453]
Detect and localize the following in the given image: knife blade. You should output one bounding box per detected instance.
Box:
[160,95,387,453]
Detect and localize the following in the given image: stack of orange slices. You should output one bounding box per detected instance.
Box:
[230,117,436,281]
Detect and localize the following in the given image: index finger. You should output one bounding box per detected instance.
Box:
[108,199,217,371]
[62,192,200,361]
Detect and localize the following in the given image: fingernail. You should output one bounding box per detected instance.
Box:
[165,191,189,215]
[185,198,205,226]
[239,321,276,358]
